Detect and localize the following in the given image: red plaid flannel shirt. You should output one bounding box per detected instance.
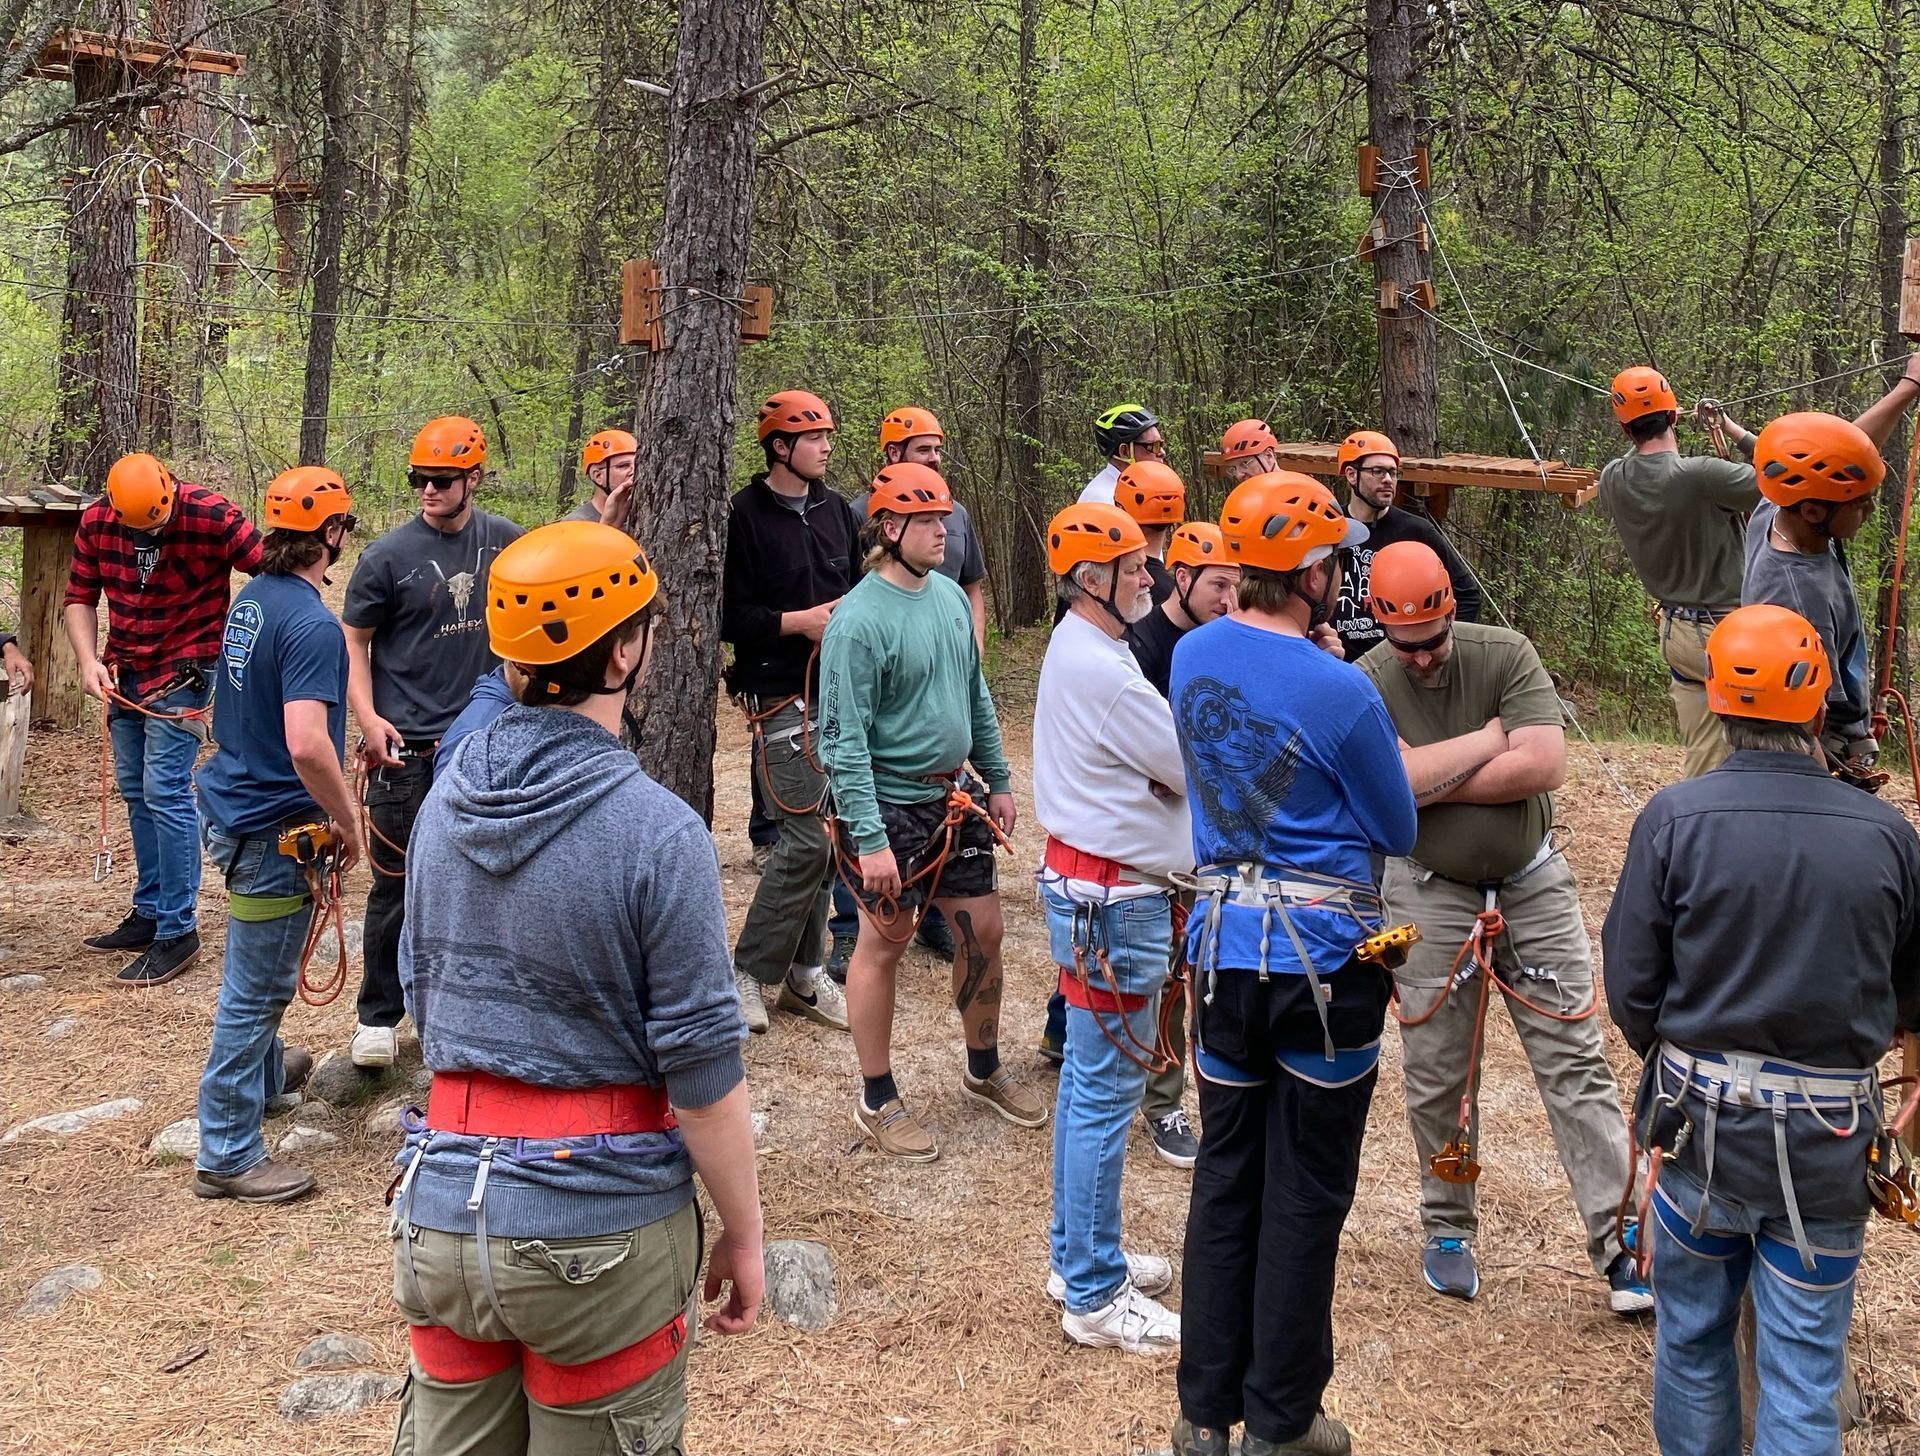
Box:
[65,482,263,690]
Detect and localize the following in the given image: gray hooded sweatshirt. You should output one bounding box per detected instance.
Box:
[397,704,745,1239]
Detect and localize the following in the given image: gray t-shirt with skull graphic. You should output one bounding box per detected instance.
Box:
[343,509,523,739]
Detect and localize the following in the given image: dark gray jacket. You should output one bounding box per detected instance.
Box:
[1603,749,1920,1068]
[399,705,745,1238]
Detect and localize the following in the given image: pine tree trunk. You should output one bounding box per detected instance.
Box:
[1365,0,1442,512]
[50,58,138,493]
[1001,0,1051,629]
[619,0,767,819]
[299,0,352,464]
[1871,0,1910,707]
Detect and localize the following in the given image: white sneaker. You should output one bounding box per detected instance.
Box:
[1061,1283,1180,1354]
[776,969,848,1030]
[350,1023,397,1068]
[735,971,770,1035]
[1047,1253,1174,1303]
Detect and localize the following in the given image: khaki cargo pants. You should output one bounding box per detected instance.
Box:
[390,1201,700,1456]
[1658,608,1731,779]
[1383,854,1633,1275]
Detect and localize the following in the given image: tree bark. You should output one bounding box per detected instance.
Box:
[999,0,1051,629]
[619,0,767,819]
[298,0,353,464]
[1872,0,1910,706]
[50,56,139,493]
[1365,0,1443,513]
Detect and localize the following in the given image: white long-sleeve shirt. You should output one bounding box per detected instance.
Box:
[1032,611,1192,881]
[1078,463,1120,505]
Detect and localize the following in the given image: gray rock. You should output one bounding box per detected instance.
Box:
[20,1264,102,1316]
[763,1238,836,1331]
[44,1016,80,1039]
[312,919,365,966]
[2,1097,144,1145]
[277,1126,342,1157]
[409,1065,434,1094]
[366,1099,409,1138]
[304,1050,379,1107]
[266,1091,304,1117]
[292,1099,332,1126]
[148,1116,201,1162]
[277,1371,403,1421]
[294,1331,376,1371]
[1,973,47,992]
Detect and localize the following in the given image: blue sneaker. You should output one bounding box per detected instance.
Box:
[1607,1235,1654,1315]
[1422,1236,1480,1300]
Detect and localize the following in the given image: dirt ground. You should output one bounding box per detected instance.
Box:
[2,640,1917,1455]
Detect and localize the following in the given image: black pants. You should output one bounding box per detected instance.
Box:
[1177,962,1388,1444]
[357,753,433,1028]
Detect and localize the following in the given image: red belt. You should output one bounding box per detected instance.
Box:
[1057,966,1150,1014]
[1044,836,1145,888]
[409,1314,687,1404]
[427,1070,676,1139]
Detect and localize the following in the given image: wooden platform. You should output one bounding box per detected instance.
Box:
[0,482,89,727]
[23,28,245,80]
[1202,441,1599,510]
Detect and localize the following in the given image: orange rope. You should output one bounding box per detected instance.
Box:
[741,645,829,818]
[352,760,409,879]
[831,784,1013,945]
[296,855,350,1006]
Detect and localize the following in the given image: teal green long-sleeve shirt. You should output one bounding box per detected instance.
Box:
[818,570,1013,853]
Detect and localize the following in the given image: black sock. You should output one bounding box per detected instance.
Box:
[863,1072,900,1109]
[966,1045,1000,1080]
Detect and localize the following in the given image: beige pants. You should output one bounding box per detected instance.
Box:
[1658,609,1731,779]
[1383,855,1633,1274]
[390,1201,699,1456]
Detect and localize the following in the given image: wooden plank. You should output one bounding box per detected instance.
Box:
[24,29,245,78]
[740,283,773,343]
[18,522,85,728]
[1357,143,1380,196]
[619,258,663,350]
[0,503,84,530]
[0,685,26,819]
[1559,484,1599,511]
[1201,440,1597,497]
[1901,238,1920,342]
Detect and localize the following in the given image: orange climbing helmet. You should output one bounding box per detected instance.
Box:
[1336,429,1400,472]
[878,406,944,449]
[1220,471,1367,572]
[756,389,835,441]
[1704,604,1828,722]
[1754,411,1885,508]
[105,452,176,529]
[1047,502,1147,575]
[581,429,637,472]
[1368,541,1455,626]
[264,465,354,532]
[1166,521,1227,572]
[1609,367,1679,425]
[411,416,487,471]
[867,462,952,516]
[488,521,659,666]
[1116,459,1186,525]
[1221,418,1278,460]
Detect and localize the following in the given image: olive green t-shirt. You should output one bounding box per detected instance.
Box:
[1597,440,1757,610]
[1361,622,1563,883]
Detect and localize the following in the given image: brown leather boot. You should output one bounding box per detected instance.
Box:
[280,1048,314,1096]
[192,1158,316,1204]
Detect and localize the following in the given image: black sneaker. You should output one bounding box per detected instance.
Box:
[1148,1109,1200,1169]
[84,911,155,954]
[114,931,200,988]
[826,931,857,986]
[916,915,957,960]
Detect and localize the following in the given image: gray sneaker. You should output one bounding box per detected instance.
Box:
[735,970,770,1034]
[776,971,848,1029]
[1422,1236,1480,1300]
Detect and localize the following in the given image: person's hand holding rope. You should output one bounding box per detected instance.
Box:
[358,716,405,769]
[78,658,114,701]
[859,845,902,900]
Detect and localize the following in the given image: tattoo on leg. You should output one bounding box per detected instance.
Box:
[953,910,989,1014]
[976,1016,997,1047]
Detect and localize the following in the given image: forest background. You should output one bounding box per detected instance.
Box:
[1,0,1917,747]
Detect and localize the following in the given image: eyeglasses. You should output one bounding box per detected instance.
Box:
[408,470,466,491]
[338,513,360,534]
[1358,464,1399,479]
[1384,619,1453,655]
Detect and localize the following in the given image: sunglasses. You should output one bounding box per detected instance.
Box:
[1384,619,1453,655]
[408,470,469,491]
[1132,438,1167,458]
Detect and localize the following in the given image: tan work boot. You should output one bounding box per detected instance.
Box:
[962,1065,1050,1128]
[192,1157,317,1204]
[853,1097,938,1163]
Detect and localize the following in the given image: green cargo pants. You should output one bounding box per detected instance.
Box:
[735,699,833,987]
[1658,609,1731,779]
[390,1201,700,1456]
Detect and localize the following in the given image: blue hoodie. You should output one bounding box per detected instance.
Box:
[398,704,746,1238]
[432,667,516,779]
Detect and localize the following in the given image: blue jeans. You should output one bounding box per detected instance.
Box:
[1045,885,1171,1314]
[1650,1164,1865,1456]
[109,676,211,939]
[196,819,314,1176]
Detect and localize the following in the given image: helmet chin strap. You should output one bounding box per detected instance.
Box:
[1291,558,1335,629]
[884,522,932,579]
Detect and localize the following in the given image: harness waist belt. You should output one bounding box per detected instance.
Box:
[1176,863,1383,913]
[1044,836,1160,888]
[1411,833,1558,892]
[1659,603,1737,622]
[1057,966,1150,1014]
[427,1070,676,1138]
[1659,1044,1876,1107]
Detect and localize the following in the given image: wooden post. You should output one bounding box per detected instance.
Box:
[0,682,28,820]
[18,521,86,728]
